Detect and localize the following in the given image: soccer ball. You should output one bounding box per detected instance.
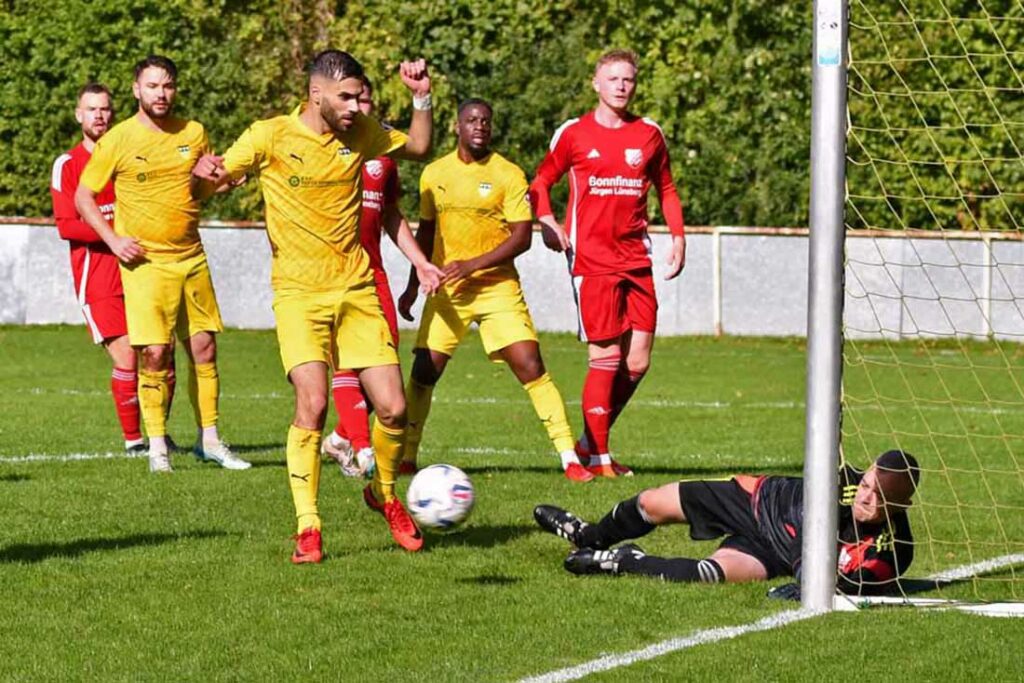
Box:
[406,464,474,530]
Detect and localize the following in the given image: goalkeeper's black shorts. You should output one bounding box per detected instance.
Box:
[677,479,789,579]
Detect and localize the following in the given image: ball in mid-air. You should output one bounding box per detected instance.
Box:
[406,464,474,530]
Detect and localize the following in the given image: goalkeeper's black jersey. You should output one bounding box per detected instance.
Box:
[752,465,914,593]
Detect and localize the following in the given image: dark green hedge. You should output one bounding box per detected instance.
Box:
[19,1,1018,233]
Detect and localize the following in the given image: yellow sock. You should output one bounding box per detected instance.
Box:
[371,421,404,503]
[287,425,322,533]
[138,368,169,437]
[189,362,219,428]
[524,372,575,454]
[403,378,434,465]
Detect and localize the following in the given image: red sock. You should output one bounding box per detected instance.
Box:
[581,355,620,455]
[166,358,177,416]
[610,369,646,428]
[111,367,142,442]
[331,371,371,450]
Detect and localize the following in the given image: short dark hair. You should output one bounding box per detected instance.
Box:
[457,98,493,117]
[875,449,921,501]
[77,82,112,102]
[360,75,373,93]
[134,55,178,82]
[309,50,364,82]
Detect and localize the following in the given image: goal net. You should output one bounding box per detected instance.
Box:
[842,0,1024,603]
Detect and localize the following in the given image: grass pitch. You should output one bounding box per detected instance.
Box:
[0,326,1021,680]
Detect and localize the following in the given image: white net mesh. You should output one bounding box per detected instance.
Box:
[843,0,1024,601]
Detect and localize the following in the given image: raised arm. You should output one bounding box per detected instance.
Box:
[390,59,433,161]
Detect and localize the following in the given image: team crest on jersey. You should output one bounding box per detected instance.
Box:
[365,160,384,179]
[478,182,492,197]
[338,147,352,157]
[177,144,191,159]
[624,148,643,168]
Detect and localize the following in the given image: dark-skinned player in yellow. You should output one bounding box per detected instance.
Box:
[398,99,591,482]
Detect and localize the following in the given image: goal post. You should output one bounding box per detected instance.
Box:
[802,0,849,612]
[804,0,1024,609]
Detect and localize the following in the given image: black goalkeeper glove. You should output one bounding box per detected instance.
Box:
[767,583,801,601]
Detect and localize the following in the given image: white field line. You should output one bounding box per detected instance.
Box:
[0,451,148,464]
[518,609,820,683]
[14,387,1024,415]
[521,551,1024,683]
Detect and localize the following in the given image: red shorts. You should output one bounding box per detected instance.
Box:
[573,269,657,343]
[81,295,128,345]
[373,268,399,347]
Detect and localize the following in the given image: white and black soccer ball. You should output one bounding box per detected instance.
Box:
[406,464,474,530]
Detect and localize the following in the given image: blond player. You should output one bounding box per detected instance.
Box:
[398,99,591,481]
[192,50,441,562]
[75,55,249,473]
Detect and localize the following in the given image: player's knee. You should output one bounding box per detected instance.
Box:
[374,398,407,429]
[189,333,216,364]
[625,355,650,376]
[295,391,328,428]
[638,485,679,524]
[140,344,171,370]
[513,355,545,383]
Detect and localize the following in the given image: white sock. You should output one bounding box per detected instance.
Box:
[592,453,612,466]
[327,431,347,447]
[201,425,219,445]
[125,438,145,449]
[560,450,581,470]
[149,435,167,452]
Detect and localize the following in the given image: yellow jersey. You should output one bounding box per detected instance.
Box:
[419,150,533,288]
[221,105,408,293]
[80,115,209,262]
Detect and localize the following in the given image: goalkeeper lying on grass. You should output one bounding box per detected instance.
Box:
[534,450,919,599]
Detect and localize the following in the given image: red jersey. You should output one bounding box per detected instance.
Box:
[50,143,121,302]
[359,156,400,273]
[529,111,684,277]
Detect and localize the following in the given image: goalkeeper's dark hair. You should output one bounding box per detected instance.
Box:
[308,50,364,82]
[875,450,921,502]
[134,55,177,82]
[78,82,113,102]
[457,98,493,117]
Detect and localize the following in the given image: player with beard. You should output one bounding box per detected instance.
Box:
[322,75,439,479]
[529,49,686,478]
[76,56,249,474]
[534,450,920,598]
[397,99,589,482]
[192,50,440,561]
[51,83,177,454]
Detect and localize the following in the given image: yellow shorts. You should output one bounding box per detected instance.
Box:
[273,284,399,376]
[415,278,538,360]
[119,252,223,346]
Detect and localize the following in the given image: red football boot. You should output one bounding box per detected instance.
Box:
[291,527,323,564]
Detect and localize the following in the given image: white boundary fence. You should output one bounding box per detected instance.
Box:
[4,218,1024,340]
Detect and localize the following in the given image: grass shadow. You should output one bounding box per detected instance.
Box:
[0,529,228,564]
[458,464,803,478]
[0,473,29,483]
[456,574,522,586]
[425,523,538,550]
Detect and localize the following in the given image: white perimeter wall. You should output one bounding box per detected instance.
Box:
[4,222,1024,341]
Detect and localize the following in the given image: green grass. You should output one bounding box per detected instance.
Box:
[0,326,1021,680]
